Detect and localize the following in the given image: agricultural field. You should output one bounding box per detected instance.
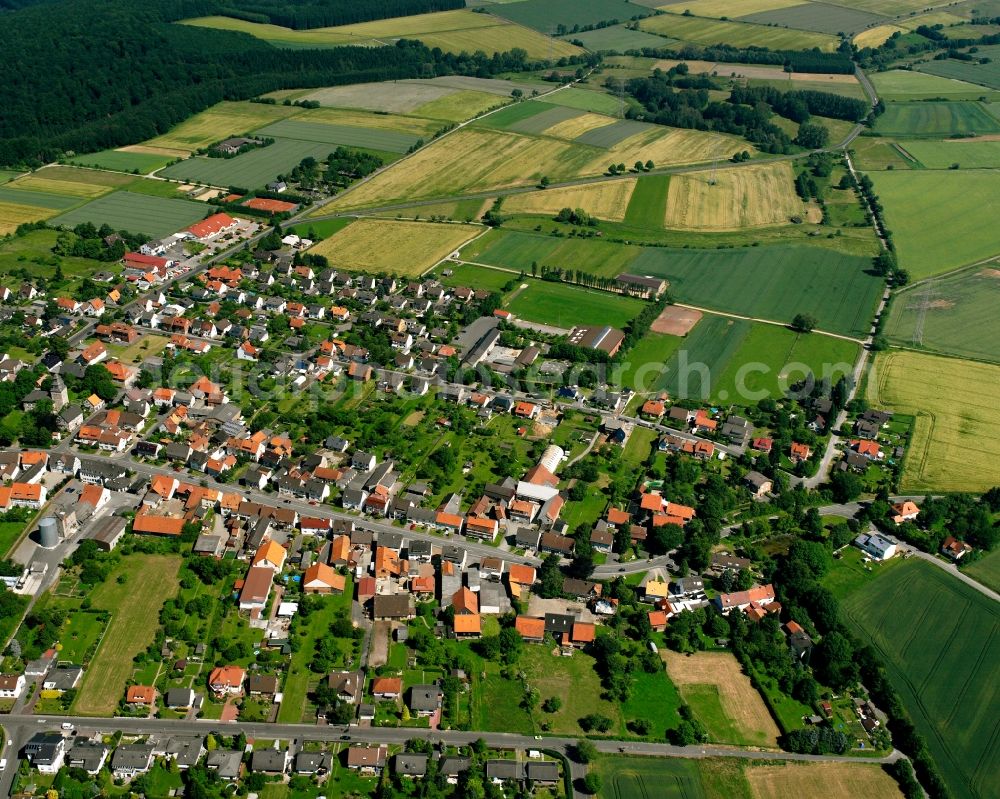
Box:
[853,24,908,48]
[487,0,644,34]
[870,70,998,101]
[561,23,669,51]
[478,101,584,135]
[870,169,1000,278]
[828,0,958,14]
[505,279,646,328]
[617,331,686,393]
[49,191,209,238]
[542,87,624,115]
[411,90,506,122]
[143,100,302,154]
[252,119,420,153]
[873,101,1000,137]
[851,136,915,170]
[744,763,904,799]
[182,10,582,59]
[8,166,134,199]
[745,76,866,99]
[661,0,804,19]
[896,138,1000,168]
[867,350,1000,491]
[0,199,62,234]
[436,262,515,293]
[73,554,181,716]
[307,219,479,276]
[158,138,341,189]
[503,177,637,221]
[592,755,756,799]
[67,148,177,174]
[663,162,806,230]
[663,650,779,747]
[740,3,888,35]
[963,548,1000,594]
[839,559,1000,799]
[624,173,670,227]
[463,231,881,337]
[639,13,840,52]
[0,229,121,288]
[916,45,1000,91]
[373,197,491,222]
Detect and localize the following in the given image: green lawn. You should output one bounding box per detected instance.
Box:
[55,610,108,665]
[0,520,26,558]
[822,546,903,599]
[621,669,684,738]
[506,279,646,329]
[472,663,535,735]
[616,331,685,394]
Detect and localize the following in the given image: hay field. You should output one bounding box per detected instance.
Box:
[413,90,505,122]
[504,178,637,221]
[854,24,908,47]
[867,351,1000,491]
[664,162,803,230]
[874,102,1000,138]
[829,0,955,14]
[307,219,479,275]
[640,13,840,52]
[745,763,903,799]
[663,651,780,747]
[0,200,59,234]
[144,100,303,153]
[9,167,132,199]
[609,126,749,167]
[870,169,1000,278]
[543,112,618,140]
[301,107,441,137]
[73,554,181,716]
[666,0,803,18]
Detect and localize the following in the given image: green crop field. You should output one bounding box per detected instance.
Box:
[464,232,881,337]
[873,101,1000,137]
[741,3,887,34]
[67,148,176,173]
[411,90,506,122]
[624,174,671,227]
[0,185,80,210]
[593,755,709,799]
[867,351,1000,492]
[917,45,1000,91]
[476,100,562,130]
[561,23,669,51]
[884,268,1000,363]
[50,191,208,238]
[870,169,1000,278]
[617,331,686,393]
[896,139,1000,168]
[542,87,623,115]
[252,119,419,153]
[872,70,999,101]
[840,559,1000,799]
[73,554,181,715]
[654,315,750,399]
[963,548,1000,594]
[159,138,344,188]
[576,119,653,148]
[640,12,840,52]
[437,263,515,292]
[488,0,643,34]
[144,100,303,153]
[505,279,646,329]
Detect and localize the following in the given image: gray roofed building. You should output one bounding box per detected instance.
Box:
[408,684,443,715]
[43,665,83,691]
[206,749,243,780]
[251,749,288,774]
[193,533,224,557]
[379,531,405,551]
[111,743,155,777]
[394,752,429,777]
[294,751,332,775]
[486,760,525,781]
[440,756,471,778]
[515,527,540,549]
[165,736,205,769]
[526,761,560,783]
[545,613,575,636]
[25,732,67,773]
[89,516,127,551]
[67,738,109,775]
[165,687,196,709]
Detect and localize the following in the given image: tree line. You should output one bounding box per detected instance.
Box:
[165,0,464,29]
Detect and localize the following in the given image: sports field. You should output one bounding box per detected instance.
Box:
[307,219,479,276]
[663,162,804,230]
[464,232,881,337]
[503,178,637,221]
[840,558,1000,799]
[50,191,208,238]
[182,10,581,59]
[67,148,176,173]
[867,351,1000,491]
[871,70,996,100]
[144,100,302,153]
[745,763,903,799]
[663,651,779,746]
[873,101,1000,137]
[505,280,645,328]
[896,138,1000,168]
[639,13,840,51]
[73,554,181,716]
[882,268,1000,362]
[159,138,339,189]
[871,169,1000,279]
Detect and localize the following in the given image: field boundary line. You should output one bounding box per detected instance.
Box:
[671,302,866,344]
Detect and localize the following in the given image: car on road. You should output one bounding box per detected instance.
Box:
[0,758,6,770]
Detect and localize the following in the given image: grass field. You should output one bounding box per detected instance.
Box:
[871,70,998,100]
[542,87,624,115]
[307,219,479,275]
[463,231,881,337]
[744,763,903,799]
[867,351,1000,491]
[870,169,1000,278]
[50,191,208,238]
[67,149,176,174]
[873,101,1000,137]
[506,279,646,328]
[325,124,746,210]
[839,559,1000,799]
[9,166,133,199]
[373,196,490,222]
[896,138,1000,168]
[665,0,803,18]
[616,331,685,392]
[624,174,670,227]
[488,0,642,33]
[73,554,181,715]
[252,118,420,153]
[503,177,637,221]
[0,229,121,286]
[851,136,915,171]
[561,23,669,50]
[158,138,342,189]
[181,10,581,59]
[592,756,711,799]
[437,262,515,292]
[663,650,780,747]
[963,548,1000,594]
[412,90,505,122]
[144,100,302,153]
[883,268,1000,363]
[741,3,888,35]
[663,162,804,230]
[639,13,840,51]
[916,45,1000,90]
[854,24,909,47]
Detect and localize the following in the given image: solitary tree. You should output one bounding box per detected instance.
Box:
[791,313,818,333]
[582,773,602,794]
